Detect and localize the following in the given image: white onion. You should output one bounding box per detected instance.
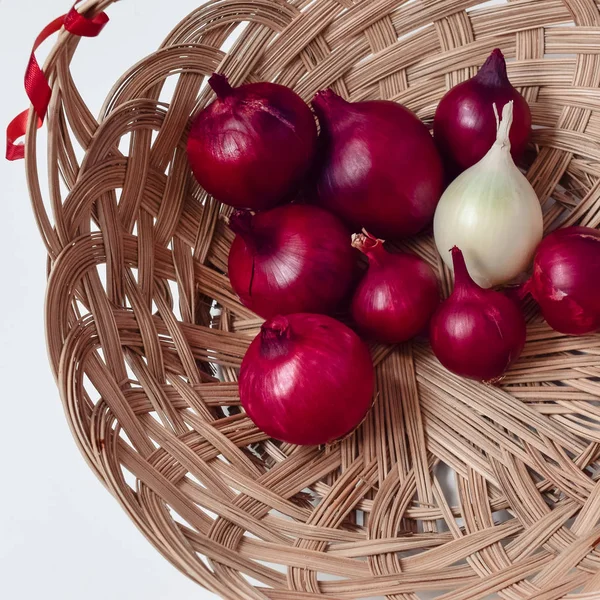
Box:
[433,101,543,288]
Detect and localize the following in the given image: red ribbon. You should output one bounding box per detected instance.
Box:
[6,3,109,161]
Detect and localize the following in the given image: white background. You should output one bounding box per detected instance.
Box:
[0,1,218,598]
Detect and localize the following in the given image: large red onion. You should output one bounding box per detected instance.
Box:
[351,233,440,343]
[525,226,600,335]
[240,313,374,445]
[434,49,531,174]
[187,74,317,210]
[311,89,444,239]
[227,204,356,319]
[430,247,526,382]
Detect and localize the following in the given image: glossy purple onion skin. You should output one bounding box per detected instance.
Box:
[351,237,440,343]
[240,314,374,445]
[528,226,600,335]
[187,74,317,210]
[430,247,526,382]
[228,204,356,319]
[434,49,532,174]
[312,90,444,239]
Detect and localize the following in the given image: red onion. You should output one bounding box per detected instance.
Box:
[350,233,440,343]
[434,49,531,174]
[227,204,355,319]
[240,313,374,445]
[430,247,526,382]
[187,74,317,210]
[525,226,600,335]
[311,89,444,239]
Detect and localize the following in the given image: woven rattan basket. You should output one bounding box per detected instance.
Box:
[23,0,600,598]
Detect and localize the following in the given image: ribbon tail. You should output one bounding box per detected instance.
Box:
[6,3,109,161]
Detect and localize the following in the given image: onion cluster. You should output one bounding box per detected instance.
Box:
[185,58,599,446]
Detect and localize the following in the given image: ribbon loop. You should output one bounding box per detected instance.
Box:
[64,5,109,37]
[6,4,109,161]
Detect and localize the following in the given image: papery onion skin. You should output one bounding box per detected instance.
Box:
[187,74,317,210]
[227,204,356,319]
[312,89,444,239]
[351,233,440,343]
[430,247,526,383]
[240,314,374,445]
[526,226,600,335]
[434,49,531,174]
[433,101,543,288]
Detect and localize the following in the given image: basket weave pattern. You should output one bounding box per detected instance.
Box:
[27,0,600,597]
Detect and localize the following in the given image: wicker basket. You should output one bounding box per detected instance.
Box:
[24,0,600,598]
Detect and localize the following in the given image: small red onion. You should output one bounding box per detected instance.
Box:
[187,74,317,210]
[240,313,374,445]
[351,233,440,343]
[430,247,526,382]
[311,89,444,239]
[525,226,600,335]
[227,204,356,319]
[434,49,531,174]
